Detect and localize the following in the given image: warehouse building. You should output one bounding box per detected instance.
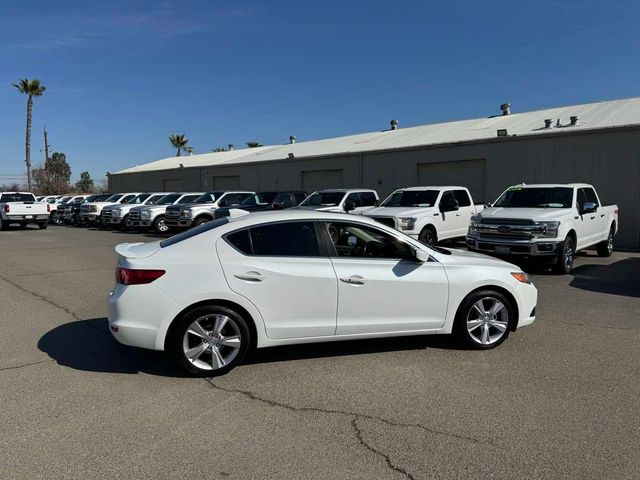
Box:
[109,97,640,248]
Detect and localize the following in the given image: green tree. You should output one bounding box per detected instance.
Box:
[246,141,262,148]
[32,151,72,194]
[75,171,94,192]
[212,147,226,152]
[169,134,190,156]
[12,78,46,191]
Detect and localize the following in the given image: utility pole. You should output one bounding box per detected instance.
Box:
[43,126,50,163]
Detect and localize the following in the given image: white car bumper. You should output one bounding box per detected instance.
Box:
[513,281,537,328]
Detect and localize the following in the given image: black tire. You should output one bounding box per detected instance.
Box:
[596,227,614,257]
[193,217,211,228]
[38,222,48,230]
[418,226,437,246]
[49,212,57,224]
[453,289,514,349]
[170,305,251,376]
[119,215,130,231]
[152,215,169,234]
[0,218,6,231]
[553,236,575,274]
[74,213,83,226]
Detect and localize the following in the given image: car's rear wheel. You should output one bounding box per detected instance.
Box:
[454,290,514,349]
[171,305,250,376]
[596,228,614,257]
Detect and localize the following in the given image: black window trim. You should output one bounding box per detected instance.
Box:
[222,219,329,258]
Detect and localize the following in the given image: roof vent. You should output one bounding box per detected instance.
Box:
[289,135,296,144]
[500,103,511,116]
[390,119,399,130]
[544,119,553,129]
[570,115,580,126]
[228,144,235,151]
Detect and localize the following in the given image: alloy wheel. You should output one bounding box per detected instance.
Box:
[157,219,168,233]
[564,240,574,272]
[607,232,614,255]
[466,297,509,345]
[182,314,242,371]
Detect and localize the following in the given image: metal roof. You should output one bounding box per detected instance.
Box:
[114,97,640,175]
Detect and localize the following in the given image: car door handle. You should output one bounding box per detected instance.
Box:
[234,271,264,282]
[600,214,605,217]
[339,275,367,285]
[590,216,596,220]
[455,213,461,216]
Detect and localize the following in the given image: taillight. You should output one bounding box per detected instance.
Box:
[115,267,165,285]
[3,204,9,213]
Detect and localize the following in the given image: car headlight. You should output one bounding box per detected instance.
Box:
[468,216,481,234]
[398,217,416,230]
[140,211,150,219]
[182,209,191,217]
[112,210,121,218]
[535,221,560,238]
[90,205,98,212]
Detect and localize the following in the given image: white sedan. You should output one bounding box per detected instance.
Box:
[108,210,537,376]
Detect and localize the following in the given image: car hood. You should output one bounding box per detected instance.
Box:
[365,206,435,217]
[168,203,213,210]
[115,242,161,260]
[133,205,165,213]
[434,246,519,269]
[478,207,570,221]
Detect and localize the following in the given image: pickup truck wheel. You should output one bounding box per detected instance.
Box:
[0,218,5,231]
[418,227,436,246]
[153,215,169,233]
[170,305,251,376]
[553,236,575,274]
[52,214,63,225]
[596,229,614,257]
[193,217,211,227]
[453,290,513,349]
[38,222,47,230]
[120,215,130,231]
[74,213,82,225]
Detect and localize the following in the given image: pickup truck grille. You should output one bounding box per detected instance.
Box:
[371,217,396,229]
[480,218,535,226]
[475,218,543,240]
[102,210,113,220]
[129,211,141,221]
[80,205,96,213]
[166,208,180,219]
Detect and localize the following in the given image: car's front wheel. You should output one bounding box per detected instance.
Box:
[170,305,251,376]
[153,215,169,233]
[454,290,514,349]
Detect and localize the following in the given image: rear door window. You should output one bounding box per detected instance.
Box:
[345,193,362,207]
[452,190,471,207]
[359,192,377,207]
[294,193,307,205]
[584,188,599,206]
[249,222,320,257]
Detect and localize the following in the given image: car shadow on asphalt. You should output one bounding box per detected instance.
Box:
[37,318,462,376]
[568,257,640,298]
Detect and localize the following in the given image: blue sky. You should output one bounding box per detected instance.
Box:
[1,0,640,184]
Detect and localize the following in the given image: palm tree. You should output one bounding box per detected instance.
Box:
[13,78,46,191]
[246,141,263,148]
[212,147,226,152]
[169,134,190,156]
[184,146,194,155]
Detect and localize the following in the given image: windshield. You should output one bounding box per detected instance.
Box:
[125,193,151,204]
[494,187,573,208]
[192,193,215,204]
[144,194,165,205]
[381,190,439,207]
[59,196,73,204]
[104,194,123,202]
[300,191,344,207]
[241,192,278,206]
[155,193,181,205]
[180,194,201,204]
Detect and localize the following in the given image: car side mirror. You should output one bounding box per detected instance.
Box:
[581,202,597,214]
[411,247,429,262]
[484,202,492,208]
[344,200,356,212]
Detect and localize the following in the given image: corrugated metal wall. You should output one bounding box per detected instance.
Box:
[108,129,640,248]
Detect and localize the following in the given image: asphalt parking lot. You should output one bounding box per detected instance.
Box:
[1,225,639,479]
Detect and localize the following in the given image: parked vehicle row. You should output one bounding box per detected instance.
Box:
[29,182,620,275]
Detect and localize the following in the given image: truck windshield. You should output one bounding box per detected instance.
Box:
[125,194,151,204]
[144,194,165,205]
[494,187,573,208]
[192,193,216,204]
[300,192,344,207]
[241,192,278,206]
[105,194,123,202]
[381,190,439,207]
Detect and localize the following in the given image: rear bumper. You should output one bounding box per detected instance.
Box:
[3,214,48,222]
[466,236,561,257]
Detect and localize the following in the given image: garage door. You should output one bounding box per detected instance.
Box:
[302,169,343,193]
[212,176,241,190]
[163,179,183,191]
[417,159,486,202]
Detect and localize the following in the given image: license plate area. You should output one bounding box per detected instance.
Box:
[495,245,510,255]
[25,215,33,219]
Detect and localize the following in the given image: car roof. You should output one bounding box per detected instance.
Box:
[226,209,380,228]
[398,186,467,191]
[506,183,590,189]
[314,189,377,193]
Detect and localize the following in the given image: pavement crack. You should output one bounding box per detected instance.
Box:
[0,359,55,371]
[204,379,493,479]
[351,417,416,480]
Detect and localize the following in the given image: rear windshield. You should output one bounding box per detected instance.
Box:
[494,187,573,208]
[160,218,229,248]
[0,193,35,202]
[381,190,439,207]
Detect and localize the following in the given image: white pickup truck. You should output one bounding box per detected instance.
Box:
[466,183,619,274]
[364,186,483,245]
[0,192,50,230]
